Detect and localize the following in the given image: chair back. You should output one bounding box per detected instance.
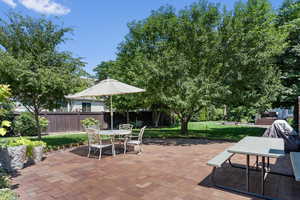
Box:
[86,128,100,145]
[119,124,133,131]
[138,126,147,142]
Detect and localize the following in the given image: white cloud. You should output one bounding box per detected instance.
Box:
[19,0,70,15]
[1,0,17,7]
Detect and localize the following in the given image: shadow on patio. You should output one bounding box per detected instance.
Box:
[199,155,300,200]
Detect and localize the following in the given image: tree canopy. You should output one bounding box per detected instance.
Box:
[95,0,290,133]
[275,0,300,107]
[218,0,288,113]
[0,13,87,139]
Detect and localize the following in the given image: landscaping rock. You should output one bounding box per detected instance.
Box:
[0,145,27,172]
[32,146,44,163]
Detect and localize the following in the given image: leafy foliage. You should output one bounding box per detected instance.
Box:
[96,0,288,133]
[0,168,18,200]
[80,117,99,128]
[0,189,18,200]
[14,112,48,136]
[275,0,300,107]
[98,2,224,134]
[218,0,288,112]
[0,13,86,139]
[0,85,12,136]
[0,168,10,189]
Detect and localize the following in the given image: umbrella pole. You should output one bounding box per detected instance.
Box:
[110,95,113,130]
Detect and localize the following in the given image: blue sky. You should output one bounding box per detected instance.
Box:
[0,0,284,74]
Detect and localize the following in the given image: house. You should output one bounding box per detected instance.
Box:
[14,95,108,113]
[64,95,108,112]
[271,107,293,119]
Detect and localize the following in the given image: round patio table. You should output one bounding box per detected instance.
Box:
[97,129,131,154]
[98,129,131,136]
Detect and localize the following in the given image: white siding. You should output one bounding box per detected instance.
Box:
[69,100,108,112]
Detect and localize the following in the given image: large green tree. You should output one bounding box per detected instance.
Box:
[98,2,224,134]
[0,13,86,139]
[275,0,300,107]
[218,0,288,115]
[95,0,289,131]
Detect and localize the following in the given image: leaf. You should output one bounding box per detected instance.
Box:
[0,128,7,136]
[1,120,11,127]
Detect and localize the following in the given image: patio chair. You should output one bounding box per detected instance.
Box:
[113,124,134,155]
[86,128,115,160]
[119,124,134,131]
[125,126,146,154]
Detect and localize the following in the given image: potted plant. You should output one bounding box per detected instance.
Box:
[81,117,99,130]
[0,138,27,172]
[27,140,46,164]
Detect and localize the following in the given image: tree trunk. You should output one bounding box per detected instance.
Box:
[153,111,161,128]
[224,105,227,120]
[126,111,130,123]
[34,110,42,140]
[180,117,189,135]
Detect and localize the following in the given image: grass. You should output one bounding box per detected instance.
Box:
[140,121,266,142]
[0,122,266,148]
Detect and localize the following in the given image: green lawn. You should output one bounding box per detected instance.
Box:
[141,122,265,142]
[0,122,266,149]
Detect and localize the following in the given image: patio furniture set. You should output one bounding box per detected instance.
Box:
[207,136,300,200]
[86,124,146,159]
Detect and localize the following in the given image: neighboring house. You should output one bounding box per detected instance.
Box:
[14,77,109,113]
[63,77,109,112]
[255,107,294,125]
[271,107,293,119]
[64,96,108,112]
[14,96,108,113]
[14,102,28,113]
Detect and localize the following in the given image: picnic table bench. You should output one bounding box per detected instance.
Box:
[207,150,234,168]
[290,152,300,181]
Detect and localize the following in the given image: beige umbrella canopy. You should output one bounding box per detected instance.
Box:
[67,78,145,129]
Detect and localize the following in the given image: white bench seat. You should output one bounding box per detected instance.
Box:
[290,152,300,181]
[207,150,234,168]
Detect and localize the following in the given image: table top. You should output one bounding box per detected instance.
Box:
[227,136,285,158]
[97,129,131,136]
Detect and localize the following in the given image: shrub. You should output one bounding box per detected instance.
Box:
[0,168,18,200]
[0,85,13,136]
[0,169,10,189]
[133,120,143,128]
[26,140,46,158]
[198,106,224,122]
[1,138,46,158]
[14,112,48,136]
[199,108,208,121]
[0,189,18,200]
[81,117,98,129]
[227,106,256,123]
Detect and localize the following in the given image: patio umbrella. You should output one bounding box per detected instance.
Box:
[67,78,145,129]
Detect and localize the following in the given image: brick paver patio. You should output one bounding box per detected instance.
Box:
[12,139,300,200]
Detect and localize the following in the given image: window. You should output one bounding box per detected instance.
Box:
[82,102,91,112]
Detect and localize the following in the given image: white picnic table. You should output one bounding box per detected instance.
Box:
[227,136,286,197]
[228,136,285,158]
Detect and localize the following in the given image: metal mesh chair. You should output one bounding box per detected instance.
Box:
[119,124,133,131]
[125,126,146,154]
[86,128,115,160]
[114,124,133,155]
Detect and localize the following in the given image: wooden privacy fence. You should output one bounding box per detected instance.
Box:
[37,111,171,133]
[40,112,108,133]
